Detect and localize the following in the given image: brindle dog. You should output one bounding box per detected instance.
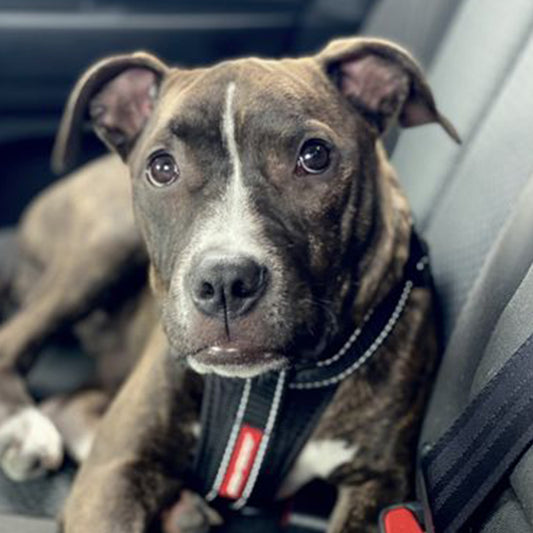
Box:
[33,37,461,532]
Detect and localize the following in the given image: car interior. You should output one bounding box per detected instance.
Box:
[0,0,532,531]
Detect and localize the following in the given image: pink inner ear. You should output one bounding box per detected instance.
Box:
[90,68,158,142]
[340,55,409,115]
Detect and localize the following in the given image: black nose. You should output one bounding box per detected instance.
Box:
[189,253,268,319]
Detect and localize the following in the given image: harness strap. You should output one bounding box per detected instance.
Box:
[419,331,533,533]
[193,370,336,510]
[191,231,431,515]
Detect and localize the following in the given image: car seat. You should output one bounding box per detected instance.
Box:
[389,0,533,530]
[2,0,533,531]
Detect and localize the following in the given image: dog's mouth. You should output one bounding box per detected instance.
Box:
[181,313,338,378]
[186,343,288,378]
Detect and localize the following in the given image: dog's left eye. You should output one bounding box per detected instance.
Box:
[296,139,331,175]
[146,152,179,187]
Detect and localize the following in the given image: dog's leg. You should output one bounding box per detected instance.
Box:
[0,234,144,475]
[0,265,110,479]
[0,370,64,481]
[326,379,432,533]
[41,389,111,464]
[328,468,409,533]
[60,326,213,533]
[326,409,416,533]
[0,258,147,481]
[0,389,109,481]
[161,490,223,533]
[0,247,140,374]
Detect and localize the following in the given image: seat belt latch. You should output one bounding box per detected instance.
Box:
[379,503,426,533]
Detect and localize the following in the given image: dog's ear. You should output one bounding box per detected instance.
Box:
[52,52,168,174]
[316,37,460,142]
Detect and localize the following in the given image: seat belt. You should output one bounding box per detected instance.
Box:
[382,174,533,533]
[381,310,533,533]
[420,330,533,533]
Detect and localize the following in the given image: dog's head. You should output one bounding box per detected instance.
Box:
[53,38,458,378]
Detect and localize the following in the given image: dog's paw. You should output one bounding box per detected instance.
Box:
[0,407,64,481]
[162,490,223,533]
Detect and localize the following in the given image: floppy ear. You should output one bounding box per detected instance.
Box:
[316,37,460,142]
[52,52,169,174]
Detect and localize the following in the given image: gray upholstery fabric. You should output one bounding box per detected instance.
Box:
[480,490,532,533]
[411,17,533,531]
[0,514,56,533]
[363,0,462,67]
[425,32,533,337]
[420,173,533,447]
[471,263,533,399]
[476,274,533,532]
[477,266,533,531]
[420,176,533,531]
[0,467,74,520]
[393,0,533,232]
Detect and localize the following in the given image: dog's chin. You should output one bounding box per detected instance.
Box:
[186,346,288,378]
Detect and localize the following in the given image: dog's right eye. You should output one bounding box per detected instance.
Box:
[146,152,179,187]
[296,139,331,176]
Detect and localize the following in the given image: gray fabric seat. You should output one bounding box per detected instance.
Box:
[383,0,533,529]
[380,0,533,351]
[394,0,533,243]
[363,0,462,68]
[420,175,533,531]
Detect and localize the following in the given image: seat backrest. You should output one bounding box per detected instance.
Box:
[420,174,533,531]
[403,0,533,529]
[421,173,533,446]
[363,0,462,68]
[391,0,533,338]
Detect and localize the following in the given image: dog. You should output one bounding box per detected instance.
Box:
[17,35,459,532]
[0,155,156,480]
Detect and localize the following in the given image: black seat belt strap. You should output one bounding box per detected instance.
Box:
[420,332,533,533]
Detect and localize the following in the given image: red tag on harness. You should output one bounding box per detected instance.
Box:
[219,425,263,500]
[380,506,425,533]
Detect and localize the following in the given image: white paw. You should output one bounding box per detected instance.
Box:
[0,407,64,481]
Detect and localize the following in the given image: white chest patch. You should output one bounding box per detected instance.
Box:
[277,439,358,499]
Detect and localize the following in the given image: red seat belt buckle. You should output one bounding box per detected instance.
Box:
[379,504,426,533]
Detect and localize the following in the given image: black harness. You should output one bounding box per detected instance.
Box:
[190,232,431,517]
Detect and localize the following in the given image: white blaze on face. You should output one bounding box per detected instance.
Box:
[223,82,247,229]
[203,80,266,256]
[187,81,264,256]
[169,81,287,351]
[173,82,269,317]
[182,82,267,261]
